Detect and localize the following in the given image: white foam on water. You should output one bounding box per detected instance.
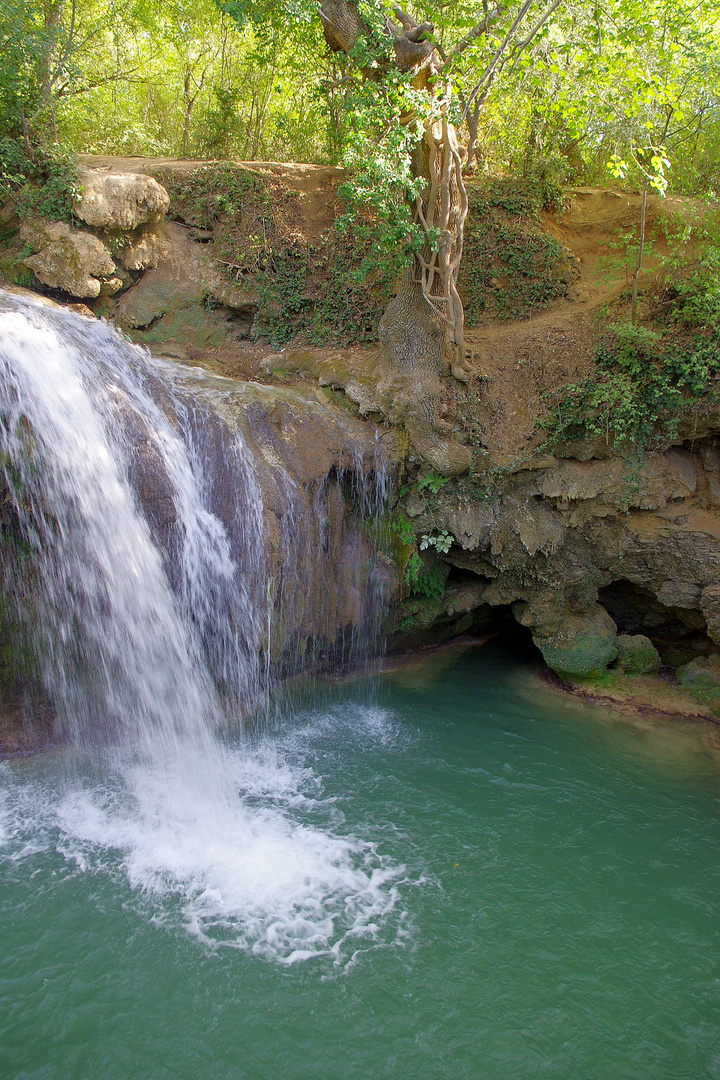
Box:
[1,717,407,966]
[76,735,403,964]
[275,700,416,760]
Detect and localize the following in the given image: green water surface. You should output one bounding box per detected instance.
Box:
[1,644,719,1080]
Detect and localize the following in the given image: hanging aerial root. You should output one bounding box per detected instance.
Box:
[413,111,472,383]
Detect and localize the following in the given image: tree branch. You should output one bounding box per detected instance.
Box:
[462,0,535,112]
[442,2,507,66]
[507,0,564,75]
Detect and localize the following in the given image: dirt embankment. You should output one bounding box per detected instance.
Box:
[87,159,697,464]
[4,154,703,465]
[78,155,344,247]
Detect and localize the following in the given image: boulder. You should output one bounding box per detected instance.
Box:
[20,219,116,298]
[676,653,720,690]
[526,603,619,678]
[76,169,169,230]
[700,584,720,644]
[614,634,661,674]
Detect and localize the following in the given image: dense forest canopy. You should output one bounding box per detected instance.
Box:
[0,0,718,196]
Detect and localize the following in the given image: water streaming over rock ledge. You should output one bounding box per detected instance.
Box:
[0,289,402,962]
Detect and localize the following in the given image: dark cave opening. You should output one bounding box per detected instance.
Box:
[599,580,715,667]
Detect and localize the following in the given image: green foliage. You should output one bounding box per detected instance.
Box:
[334,177,415,295]
[168,163,399,346]
[167,162,271,230]
[0,0,716,205]
[0,137,81,222]
[416,473,449,495]
[394,515,415,548]
[403,552,447,600]
[484,174,566,217]
[259,223,398,347]
[387,512,449,600]
[420,530,454,555]
[461,178,567,323]
[544,264,720,449]
[0,0,57,139]
[333,82,427,282]
[667,249,720,335]
[598,223,657,285]
[202,87,247,157]
[489,0,719,196]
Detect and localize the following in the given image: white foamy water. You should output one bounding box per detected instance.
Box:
[0,292,401,964]
[1,719,406,964]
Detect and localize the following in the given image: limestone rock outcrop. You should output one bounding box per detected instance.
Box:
[400,438,720,679]
[75,168,170,230]
[116,221,203,331]
[20,219,117,298]
[121,228,169,271]
[128,368,402,670]
[114,221,259,346]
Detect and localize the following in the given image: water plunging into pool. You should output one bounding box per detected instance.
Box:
[0,290,399,964]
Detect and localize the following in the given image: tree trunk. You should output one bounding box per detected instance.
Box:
[631,176,648,325]
[40,0,66,104]
[318,0,473,475]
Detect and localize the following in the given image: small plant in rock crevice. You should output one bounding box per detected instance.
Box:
[387,509,454,601]
[420,530,453,555]
[402,551,448,600]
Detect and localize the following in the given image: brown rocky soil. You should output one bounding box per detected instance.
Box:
[462,187,704,462]
[86,160,702,464]
[78,155,344,246]
[22,157,699,471]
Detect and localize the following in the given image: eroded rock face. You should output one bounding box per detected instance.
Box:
[116,221,203,330]
[154,372,402,670]
[114,221,258,347]
[121,228,169,271]
[400,439,720,678]
[538,449,697,518]
[20,220,116,298]
[699,585,720,644]
[76,169,170,230]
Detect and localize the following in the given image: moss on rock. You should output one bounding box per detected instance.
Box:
[614,634,661,674]
[676,653,720,690]
[537,608,618,678]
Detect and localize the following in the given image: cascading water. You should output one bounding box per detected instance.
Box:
[0,289,402,963]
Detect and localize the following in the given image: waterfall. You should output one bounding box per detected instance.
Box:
[0,291,266,749]
[0,289,400,963]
